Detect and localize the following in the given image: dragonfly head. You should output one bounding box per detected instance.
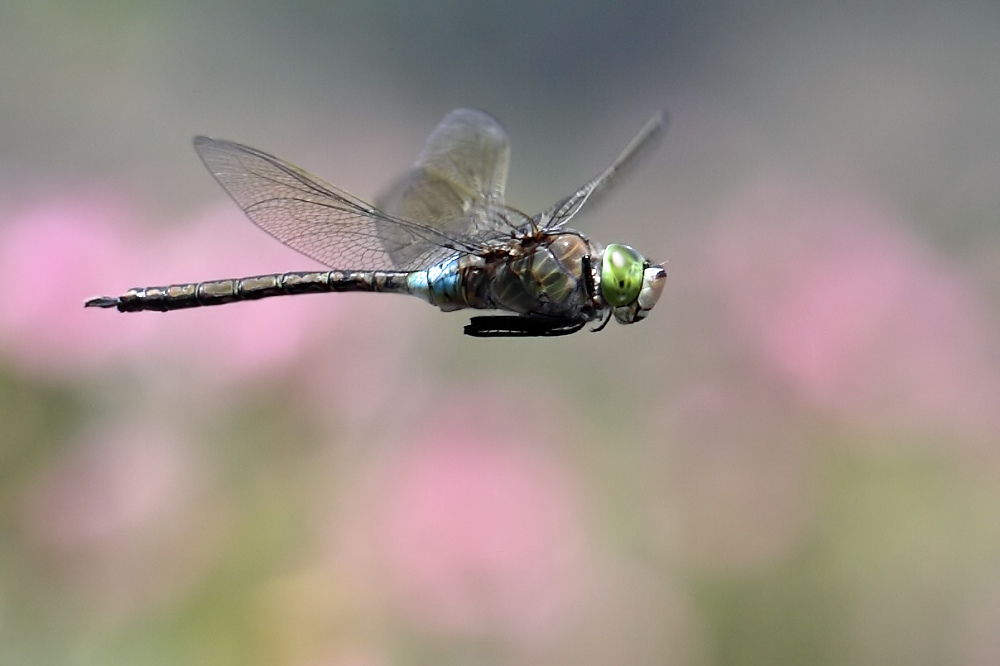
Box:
[599,244,667,325]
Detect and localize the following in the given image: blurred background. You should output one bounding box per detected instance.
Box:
[2,0,999,664]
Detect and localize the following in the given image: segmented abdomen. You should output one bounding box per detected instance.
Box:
[112,270,412,312]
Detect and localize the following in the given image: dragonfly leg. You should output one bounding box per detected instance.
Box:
[589,309,613,332]
[464,315,586,337]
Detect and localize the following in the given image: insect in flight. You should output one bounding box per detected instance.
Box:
[86,109,667,337]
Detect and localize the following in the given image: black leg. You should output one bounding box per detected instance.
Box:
[464,315,587,337]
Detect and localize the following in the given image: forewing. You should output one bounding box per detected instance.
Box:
[377,109,513,266]
[194,136,478,271]
[538,111,667,231]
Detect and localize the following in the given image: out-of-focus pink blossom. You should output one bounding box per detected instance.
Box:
[336,406,590,644]
[19,424,221,619]
[0,192,157,377]
[300,297,421,431]
[960,578,1000,666]
[138,204,341,380]
[22,427,194,550]
[300,648,385,666]
[658,382,815,571]
[555,565,708,666]
[708,181,1000,437]
[0,193,343,382]
[319,652,385,666]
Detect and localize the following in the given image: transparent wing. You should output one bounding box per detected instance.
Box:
[413,107,510,203]
[193,136,486,272]
[376,108,514,267]
[537,110,667,231]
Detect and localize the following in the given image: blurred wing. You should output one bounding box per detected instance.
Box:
[193,136,483,272]
[377,108,513,267]
[538,111,667,231]
[414,107,510,203]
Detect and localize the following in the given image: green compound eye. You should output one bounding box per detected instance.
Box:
[601,244,645,307]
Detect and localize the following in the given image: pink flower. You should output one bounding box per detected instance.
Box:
[0,192,157,377]
[0,192,345,382]
[336,402,590,643]
[135,204,341,380]
[708,181,1000,436]
[298,297,421,431]
[658,381,815,571]
[19,423,220,620]
[22,426,196,550]
[960,579,1000,666]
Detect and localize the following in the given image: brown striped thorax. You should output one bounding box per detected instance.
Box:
[470,233,596,317]
[85,108,669,337]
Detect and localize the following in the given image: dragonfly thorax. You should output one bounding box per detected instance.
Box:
[416,233,666,329]
[418,232,602,322]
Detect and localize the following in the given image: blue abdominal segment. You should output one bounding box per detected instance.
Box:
[410,256,466,311]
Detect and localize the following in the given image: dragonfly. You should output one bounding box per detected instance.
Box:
[86,108,667,337]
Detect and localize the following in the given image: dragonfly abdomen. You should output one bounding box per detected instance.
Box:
[85,270,415,313]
